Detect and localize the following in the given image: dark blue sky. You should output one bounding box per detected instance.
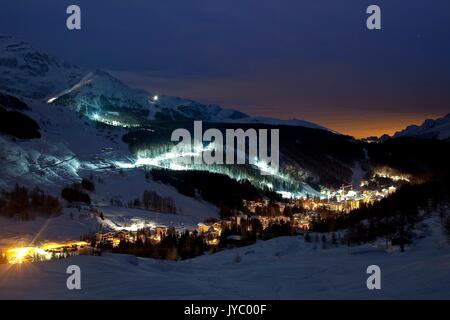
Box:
[1,0,449,136]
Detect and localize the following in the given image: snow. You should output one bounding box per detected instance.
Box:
[0,96,129,192]
[1,35,329,130]
[48,70,156,115]
[0,217,449,299]
[98,206,211,232]
[2,36,449,299]
[0,95,219,223]
[351,161,366,186]
[0,35,84,100]
[91,169,219,223]
[223,116,329,131]
[0,209,99,248]
[392,113,450,140]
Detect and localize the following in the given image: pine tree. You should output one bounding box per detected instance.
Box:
[304,232,311,242]
[331,232,337,245]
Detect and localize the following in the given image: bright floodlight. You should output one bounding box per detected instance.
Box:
[153,95,159,101]
[92,113,100,120]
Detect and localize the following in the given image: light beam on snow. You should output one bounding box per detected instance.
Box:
[114,143,214,171]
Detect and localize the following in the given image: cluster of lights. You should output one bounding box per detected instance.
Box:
[3,241,88,264]
[112,146,313,198]
[5,247,51,264]
[277,191,301,199]
[114,143,214,171]
[253,158,283,178]
[373,168,411,182]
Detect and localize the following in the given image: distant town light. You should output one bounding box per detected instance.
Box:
[153,95,159,102]
[92,113,100,120]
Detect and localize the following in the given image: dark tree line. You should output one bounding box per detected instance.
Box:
[151,169,271,210]
[99,228,207,260]
[310,177,450,248]
[110,190,177,214]
[219,219,296,248]
[0,105,41,139]
[140,190,176,214]
[0,184,61,220]
[367,137,450,183]
[0,93,40,140]
[61,179,94,205]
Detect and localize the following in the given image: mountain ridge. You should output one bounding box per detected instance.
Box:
[392,113,450,140]
[0,35,327,130]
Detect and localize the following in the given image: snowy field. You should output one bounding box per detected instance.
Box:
[0,218,449,299]
[92,169,219,223]
[0,209,99,248]
[0,198,216,249]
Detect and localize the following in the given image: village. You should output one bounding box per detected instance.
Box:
[91,177,401,257]
[0,172,404,264]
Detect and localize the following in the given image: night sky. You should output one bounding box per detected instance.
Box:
[1,0,449,137]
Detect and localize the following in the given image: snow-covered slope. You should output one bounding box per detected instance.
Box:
[0,35,84,100]
[0,93,220,220]
[0,94,129,191]
[0,35,328,129]
[47,73,250,122]
[0,216,449,299]
[150,95,248,122]
[392,114,450,140]
[224,116,329,130]
[46,70,154,115]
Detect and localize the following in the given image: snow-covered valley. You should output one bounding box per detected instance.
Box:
[0,215,449,299]
[1,34,450,301]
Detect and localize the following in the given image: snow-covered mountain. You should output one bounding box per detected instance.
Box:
[0,35,84,100]
[0,91,221,221]
[224,116,329,130]
[0,36,326,129]
[0,36,350,198]
[392,114,450,140]
[46,70,155,116]
[0,91,128,191]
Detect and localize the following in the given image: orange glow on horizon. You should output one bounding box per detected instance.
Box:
[111,71,448,139]
[314,113,444,139]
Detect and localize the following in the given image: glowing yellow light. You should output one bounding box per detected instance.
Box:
[4,241,88,264]
[6,247,50,264]
[40,241,88,250]
[208,239,219,245]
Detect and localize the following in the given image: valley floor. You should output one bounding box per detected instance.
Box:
[0,217,449,299]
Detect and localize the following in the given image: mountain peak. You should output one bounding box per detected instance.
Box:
[391,114,450,140]
[0,36,83,99]
[0,36,328,130]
